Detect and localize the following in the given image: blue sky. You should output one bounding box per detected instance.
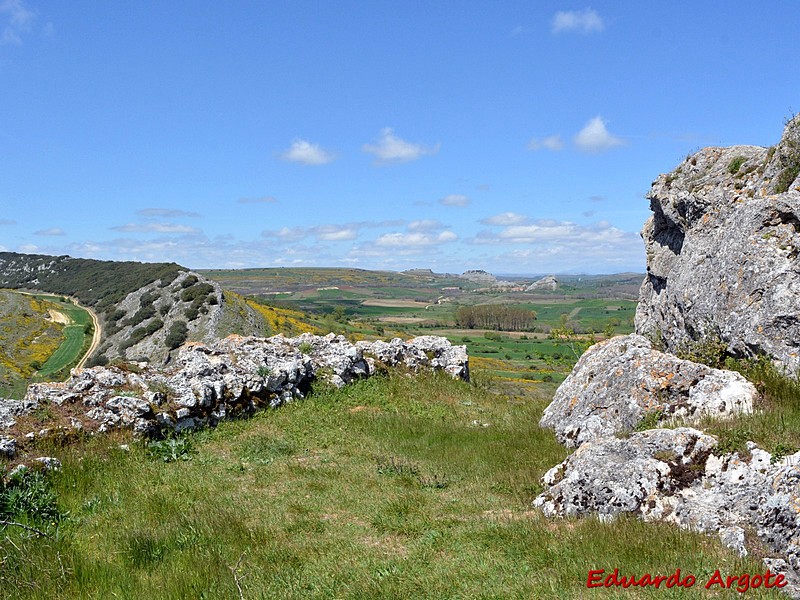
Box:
[0,1,796,274]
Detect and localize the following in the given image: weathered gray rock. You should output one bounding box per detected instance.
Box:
[539,334,756,447]
[534,428,717,519]
[636,116,800,374]
[0,398,39,430]
[534,430,800,596]
[356,336,470,381]
[10,334,468,442]
[526,275,559,292]
[0,436,15,458]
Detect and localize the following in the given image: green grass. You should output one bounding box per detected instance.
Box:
[0,371,781,599]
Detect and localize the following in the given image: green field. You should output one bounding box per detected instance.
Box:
[36,296,94,378]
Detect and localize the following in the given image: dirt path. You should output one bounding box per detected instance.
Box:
[76,302,101,370]
[47,309,70,325]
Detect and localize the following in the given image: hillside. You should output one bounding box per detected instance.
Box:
[0,253,282,371]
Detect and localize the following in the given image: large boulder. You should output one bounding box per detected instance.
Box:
[539,334,756,447]
[636,116,800,374]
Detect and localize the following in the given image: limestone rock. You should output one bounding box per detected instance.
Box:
[534,430,800,595]
[0,398,38,430]
[636,116,800,374]
[526,275,559,292]
[12,334,467,442]
[539,334,756,447]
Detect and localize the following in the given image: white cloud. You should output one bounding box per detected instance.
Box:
[439,194,470,207]
[1,0,35,45]
[480,212,530,226]
[408,219,446,232]
[574,116,624,153]
[136,208,200,218]
[280,139,336,165]
[269,227,307,242]
[375,231,457,247]
[552,8,605,34]
[238,196,277,205]
[313,225,358,241]
[362,128,440,165]
[528,135,564,151]
[34,227,65,236]
[111,223,200,234]
[18,243,38,253]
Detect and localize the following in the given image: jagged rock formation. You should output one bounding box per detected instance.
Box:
[526,275,559,292]
[0,333,469,457]
[540,334,756,447]
[534,429,800,598]
[636,116,800,374]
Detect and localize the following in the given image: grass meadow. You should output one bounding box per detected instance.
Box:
[1,371,782,599]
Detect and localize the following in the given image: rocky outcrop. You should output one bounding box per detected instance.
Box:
[534,429,800,597]
[459,269,496,284]
[535,116,800,597]
[526,275,559,292]
[0,334,469,459]
[636,116,800,374]
[540,334,756,447]
[94,271,270,366]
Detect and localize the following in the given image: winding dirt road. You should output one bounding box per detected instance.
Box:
[75,301,101,370]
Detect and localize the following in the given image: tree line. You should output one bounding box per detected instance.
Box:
[454,305,537,331]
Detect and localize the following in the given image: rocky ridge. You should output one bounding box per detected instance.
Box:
[535,117,800,597]
[0,333,468,462]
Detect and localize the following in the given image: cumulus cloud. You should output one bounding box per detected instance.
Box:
[439,194,470,207]
[111,223,200,234]
[375,231,458,247]
[574,116,624,153]
[528,135,564,151]
[136,208,200,218]
[480,212,530,226]
[1,0,35,45]
[362,128,440,164]
[552,8,605,34]
[34,227,65,236]
[280,139,336,165]
[237,196,277,205]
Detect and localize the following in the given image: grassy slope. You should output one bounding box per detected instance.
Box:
[0,292,67,397]
[2,372,781,599]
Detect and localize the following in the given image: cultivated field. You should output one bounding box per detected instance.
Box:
[0,291,94,397]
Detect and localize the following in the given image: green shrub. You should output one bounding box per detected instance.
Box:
[0,469,63,526]
[727,155,746,175]
[164,321,188,349]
